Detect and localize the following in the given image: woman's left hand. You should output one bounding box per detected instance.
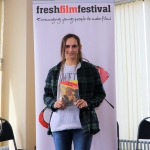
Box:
[75,99,88,109]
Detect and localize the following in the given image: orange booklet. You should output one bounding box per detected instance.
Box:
[60,80,80,106]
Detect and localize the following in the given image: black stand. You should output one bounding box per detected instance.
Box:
[104,98,114,109]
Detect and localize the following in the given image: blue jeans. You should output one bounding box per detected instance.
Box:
[52,129,93,150]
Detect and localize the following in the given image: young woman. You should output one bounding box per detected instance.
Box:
[43,33,106,150]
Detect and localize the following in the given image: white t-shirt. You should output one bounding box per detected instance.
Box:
[50,63,82,132]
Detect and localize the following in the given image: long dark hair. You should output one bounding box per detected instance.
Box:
[60,33,83,71]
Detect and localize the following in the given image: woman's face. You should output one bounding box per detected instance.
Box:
[65,37,79,61]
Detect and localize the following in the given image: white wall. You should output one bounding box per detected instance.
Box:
[2,0,35,149]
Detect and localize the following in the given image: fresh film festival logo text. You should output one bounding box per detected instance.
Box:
[36,5,111,13]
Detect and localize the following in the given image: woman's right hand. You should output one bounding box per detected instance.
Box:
[54,100,66,110]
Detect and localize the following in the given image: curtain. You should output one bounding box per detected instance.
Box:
[115,0,150,140]
[115,0,136,5]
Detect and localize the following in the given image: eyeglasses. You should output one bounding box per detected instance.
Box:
[65,44,78,49]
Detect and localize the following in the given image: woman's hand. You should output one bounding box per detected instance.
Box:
[75,99,88,109]
[54,100,66,110]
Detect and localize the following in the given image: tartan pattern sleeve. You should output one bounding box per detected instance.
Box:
[77,62,106,109]
[86,66,106,109]
[43,68,58,111]
[77,61,106,134]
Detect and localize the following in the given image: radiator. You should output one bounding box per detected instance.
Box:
[0,146,9,150]
[119,140,150,150]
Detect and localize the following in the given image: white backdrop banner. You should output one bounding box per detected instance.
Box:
[32,1,117,150]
